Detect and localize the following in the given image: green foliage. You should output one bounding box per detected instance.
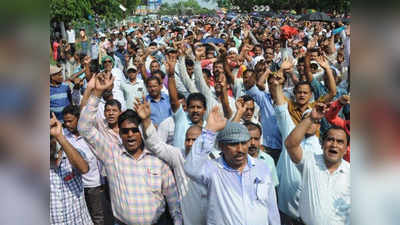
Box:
[158,0,216,15]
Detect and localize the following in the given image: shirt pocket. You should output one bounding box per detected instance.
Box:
[255,182,271,205]
[146,168,162,193]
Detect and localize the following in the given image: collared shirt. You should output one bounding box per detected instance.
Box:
[184,130,281,225]
[63,129,102,188]
[172,105,206,151]
[50,83,71,122]
[146,93,172,127]
[274,103,323,219]
[144,123,209,225]
[257,151,279,187]
[78,96,182,225]
[120,79,146,110]
[296,152,351,225]
[111,67,127,111]
[50,151,93,225]
[157,116,175,145]
[246,85,282,150]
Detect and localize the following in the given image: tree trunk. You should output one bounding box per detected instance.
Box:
[60,21,67,40]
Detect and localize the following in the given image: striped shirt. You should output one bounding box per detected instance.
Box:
[78,95,182,225]
[50,83,71,121]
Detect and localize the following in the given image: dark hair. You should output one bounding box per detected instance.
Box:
[105,99,122,111]
[177,92,186,100]
[187,92,206,109]
[243,69,255,77]
[151,70,166,79]
[117,109,142,128]
[90,60,100,73]
[146,76,162,86]
[242,94,254,103]
[62,104,80,118]
[323,125,350,146]
[297,57,305,64]
[294,81,312,94]
[150,60,159,66]
[102,90,113,101]
[244,121,262,135]
[202,69,212,78]
[185,58,194,67]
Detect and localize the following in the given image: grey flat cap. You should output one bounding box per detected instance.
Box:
[217,122,251,144]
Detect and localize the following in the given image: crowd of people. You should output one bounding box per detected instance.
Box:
[50,12,351,225]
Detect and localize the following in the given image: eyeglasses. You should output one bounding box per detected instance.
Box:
[104,60,112,64]
[120,127,140,134]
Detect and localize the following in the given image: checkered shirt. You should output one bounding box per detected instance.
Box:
[50,152,93,225]
[78,95,182,225]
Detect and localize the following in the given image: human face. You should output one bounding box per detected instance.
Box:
[265,49,274,62]
[128,70,137,81]
[119,120,143,153]
[187,100,205,124]
[104,105,121,125]
[187,66,194,76]
[63,113,78,134]
[184,127,202,156]
[295,84,312,106]
[310,51,319,61]
[213,63,224,74]
[51,72,63,84]
[242,101,255,122]
[178,98,187,112]
[150,62,160,73]
[297,62,305,76]
[323,129,348,165]
[242,71,255,90]
[104,59,113,71]
[214,73,226,94]
[247,129,261,158]
[254,46,262,56]
[146,79,161,99]
[220,141,249,170]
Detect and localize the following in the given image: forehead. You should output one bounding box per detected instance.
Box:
[105,104,120,111]
[248,128,261,137]
[120,120,138,128]
[188,99,204,107]
[326,129,347,141]
[63,113,77,119]
[244,100,254,107]
[186,128,201,138]
[148,79,160,85]
[296,84,311,92]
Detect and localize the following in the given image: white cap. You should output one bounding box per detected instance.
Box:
[227,47,238,55]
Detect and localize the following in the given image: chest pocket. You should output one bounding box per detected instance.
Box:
[255,181,272,205]
[146,168,162,192]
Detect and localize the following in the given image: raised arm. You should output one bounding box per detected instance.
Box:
[184,106,227,184]
[304,52,314,82]
[285,103,327,164]
[176,56,198,94]
[165,54,180,113]
[232,97,246,122]
[80,74,96,111]
[316,55,337,100]
[51,113,88,174]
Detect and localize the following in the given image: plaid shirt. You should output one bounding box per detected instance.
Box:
[50,152,93,225]
[78,95,182,225]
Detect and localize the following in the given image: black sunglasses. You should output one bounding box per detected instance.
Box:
[120,127,140,134]
[104,60,112,64]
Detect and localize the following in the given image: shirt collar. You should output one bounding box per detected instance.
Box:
[219,154,255,172]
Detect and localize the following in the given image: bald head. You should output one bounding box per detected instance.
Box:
[185,125,202,156]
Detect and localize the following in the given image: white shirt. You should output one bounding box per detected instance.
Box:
[157,116,175,145]
[144,124,208,225]
[296,152,351,225]
[66,29,76,44]
[111,67,127,111]
[63,129,102,188]
[120,79,146,110]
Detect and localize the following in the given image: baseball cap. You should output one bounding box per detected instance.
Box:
[216,122,251,144]
[50,65,62,75]
[127,65,138,72]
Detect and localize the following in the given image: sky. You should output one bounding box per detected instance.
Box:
[163,0,218,9]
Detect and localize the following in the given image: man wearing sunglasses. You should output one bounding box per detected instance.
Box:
[78,75,182,225]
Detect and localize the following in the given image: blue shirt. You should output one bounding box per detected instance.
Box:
[246,86,282,149]
[274,103,323,219]
[50,83,71,121]
[146,93,172,127]
[184,130,281,225]
[310,78,349,136]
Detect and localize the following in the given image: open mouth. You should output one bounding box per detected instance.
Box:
[328,149,338,155]
[127,139,137,146]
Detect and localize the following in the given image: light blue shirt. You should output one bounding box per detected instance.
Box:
[146,93,172,127]
[246,85,282,149]
[274,103,323,219]
[184,130,280,225]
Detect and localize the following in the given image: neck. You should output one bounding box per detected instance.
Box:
[325,159,342,174]
[108,122,119,133]
[296,103,309,113]
[223,155,247,173]
[195,119,204,127]
[130,147,144,160]
[50,81,59,86]
[152,95,161,101]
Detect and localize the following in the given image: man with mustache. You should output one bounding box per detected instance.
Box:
[78,74,182,225]
[285,103,350,225]
[184,107,280,225]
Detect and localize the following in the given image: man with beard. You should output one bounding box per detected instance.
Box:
[285,104,350,225]
[184,108,280,225]
[78,74,182,225]
[244,122,279,188]
[62,105,105,225]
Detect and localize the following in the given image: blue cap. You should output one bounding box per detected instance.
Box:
[216,122,251,144]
